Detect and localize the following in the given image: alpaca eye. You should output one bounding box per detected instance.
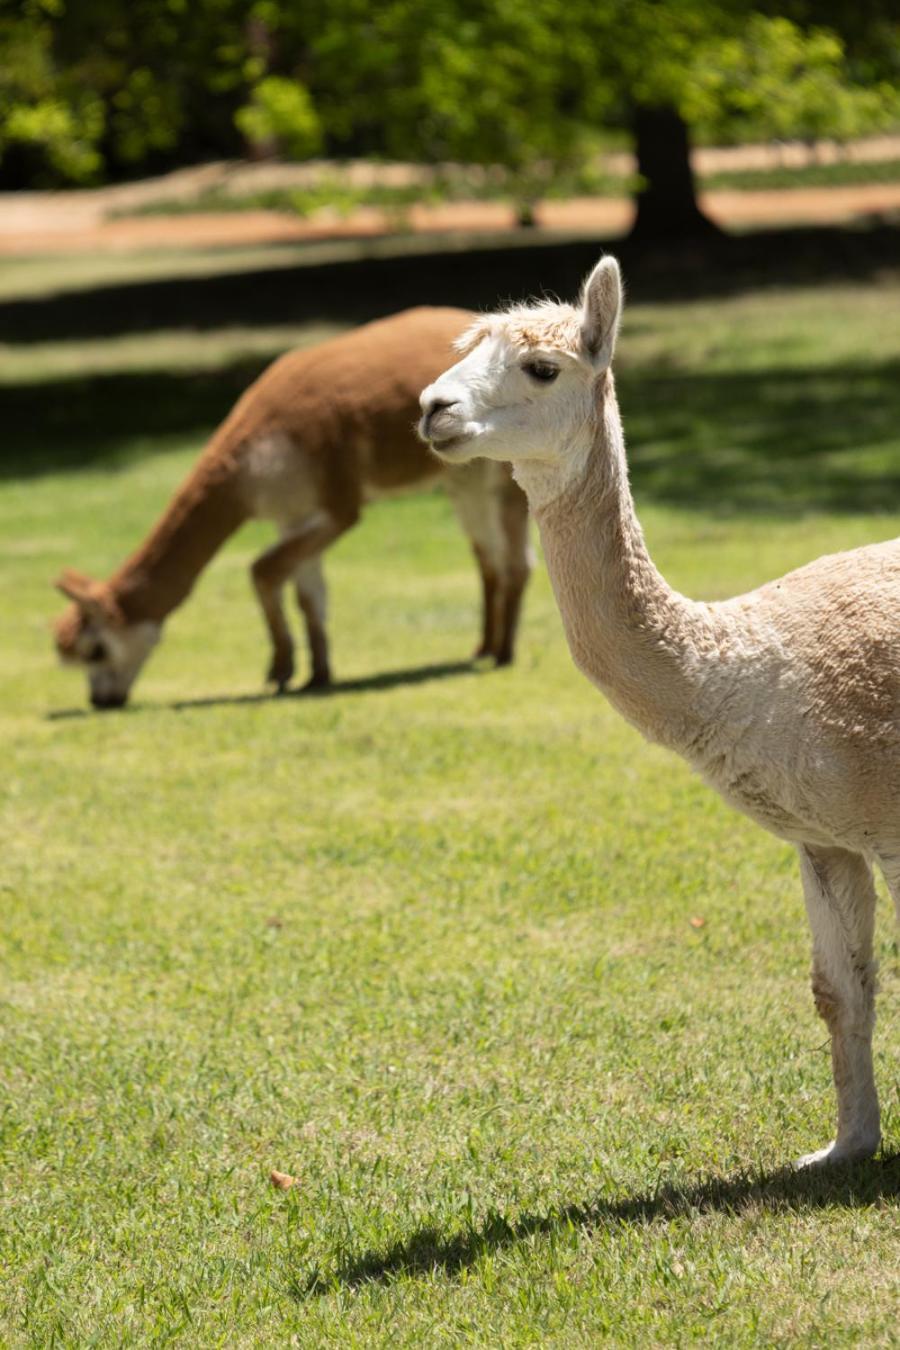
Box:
[523,361,559,383]
[87,641,108,663]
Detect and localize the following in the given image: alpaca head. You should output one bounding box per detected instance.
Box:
[53,569,160,709]
[419,256,622,482]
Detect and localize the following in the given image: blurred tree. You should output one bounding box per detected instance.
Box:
[234,77,320,160]
[260,0,898,238]
[1,0,897,248]
[0,0,104,185]
[594,0,740,239]
[617,4,900,236]
[0,0,256,186]
[269,0,614,223]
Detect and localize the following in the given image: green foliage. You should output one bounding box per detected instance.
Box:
[690,15,900,143]
[560,3,899,147]
[291,0,611,169]
[0,0,252,185]
[1,0,898,187]
[235,75,322,159]
[2,95,103,181]
[0,5,105,183]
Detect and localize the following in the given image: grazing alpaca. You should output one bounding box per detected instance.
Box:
[54,308,531,708]
[419,256,899,1168]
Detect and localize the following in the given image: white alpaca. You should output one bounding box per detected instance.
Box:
[419,256,898,1168]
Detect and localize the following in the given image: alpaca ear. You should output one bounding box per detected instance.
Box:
[580,255,623,367]
[56,568,97,604]
[55,569,123,625]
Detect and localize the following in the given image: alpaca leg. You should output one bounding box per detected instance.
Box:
[293,556,330,689]
[796,843,880,1168]
[494,473,532,667]
[444,461,506,661]
[875,853,900,925]
[473,545,502,660]
[251,513,345,691]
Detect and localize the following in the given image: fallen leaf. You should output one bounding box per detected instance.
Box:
[270,1169,298,1190]
[689,916,706,929]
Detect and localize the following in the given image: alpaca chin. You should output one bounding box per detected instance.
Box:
[428,432,477,461]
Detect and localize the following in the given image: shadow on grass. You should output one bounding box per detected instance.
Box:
[2,223,898,347]
[45,659,479,720]
[616,359,900,516]
[171,658,480,708]
[8,359,900,516]
[0,357,271,480]
[299,1152,899,1296]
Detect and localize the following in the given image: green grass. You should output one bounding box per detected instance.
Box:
[1,264,899,1345]
[702,157,900,194]
[107,163,631,222]
[115,155,900,224]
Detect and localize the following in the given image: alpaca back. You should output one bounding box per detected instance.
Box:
[692,538,900,848]
[217,307,475,505]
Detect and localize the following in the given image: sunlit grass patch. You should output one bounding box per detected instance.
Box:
[1,270,898,1345]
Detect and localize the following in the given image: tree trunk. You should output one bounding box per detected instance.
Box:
[629,104,720,241]
[243,15,276,161]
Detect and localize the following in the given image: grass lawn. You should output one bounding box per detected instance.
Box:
[1,256,899,1345]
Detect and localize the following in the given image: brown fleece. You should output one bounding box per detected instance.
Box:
[58,307,478,635]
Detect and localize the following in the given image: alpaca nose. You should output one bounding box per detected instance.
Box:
[421,396,459,438]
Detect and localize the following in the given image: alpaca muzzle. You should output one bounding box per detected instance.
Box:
[419,396,463,443]
[91,690,128,711]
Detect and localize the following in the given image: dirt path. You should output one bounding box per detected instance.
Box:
[1,183,899,256]
[1,137,899,256]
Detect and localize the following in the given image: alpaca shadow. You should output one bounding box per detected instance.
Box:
[45,659,479,720]
[170,659,479,710]
[298,1152,899,1296]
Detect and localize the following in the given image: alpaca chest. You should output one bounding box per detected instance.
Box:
[691,698,897,850]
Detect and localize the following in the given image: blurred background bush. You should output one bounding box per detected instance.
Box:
[3,0,898,238]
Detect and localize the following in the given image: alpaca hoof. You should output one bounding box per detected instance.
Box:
[302,669,331,692]
[494,649,514,668]
[795,1143,839,1170]
[795,1135,880,1169]
[267,652,295,689]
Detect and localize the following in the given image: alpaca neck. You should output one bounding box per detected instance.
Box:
[109,451,249,624]
[518,379,713,751]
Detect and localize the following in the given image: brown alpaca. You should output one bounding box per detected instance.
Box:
[54,308,531,708]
